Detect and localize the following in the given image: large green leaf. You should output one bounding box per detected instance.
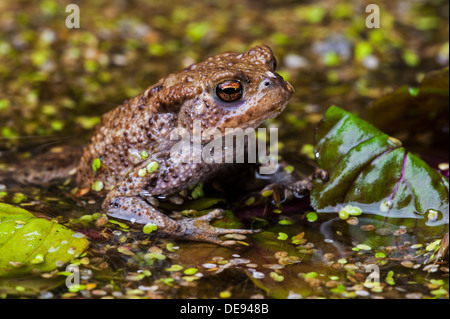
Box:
[0,203,89,277]
[311,106,449,235]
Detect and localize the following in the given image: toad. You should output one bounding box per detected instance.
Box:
[8,45,325,245]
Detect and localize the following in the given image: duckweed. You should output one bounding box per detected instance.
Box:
[278,219,294,225]
[11,193,27,204]
[245,197,255,206]
[270,272,284,282]
[143,223,158,234]
[68,284,87,293]
[385,271,395,285]
[426,240,441,252]
[337,258,348,264]
[346,205,363,216]
[183,268,198,275]
[306,212,318,222]
[300,144,315,159]
[220,291,232,298]
[261,190,273,197]
[182,275,200,282]
[161,278,174,286]
[0,0,447,301]
[166,243,176,252]
[284,165,294,174]
[0,99,10,110]
[92,158,101,172]
[146,161,159,174]
[144,252,166,261]
[338,208,349,220]
[277,232,288,241]
[191,183,204,199]
[303,272,318,279]
[356,244,372,251]
[138,168,147,177]
[79,215,94,222]
[166,265,183,272]
[375,252,386,258]
[108,220,129,229]
[91,181,104,192]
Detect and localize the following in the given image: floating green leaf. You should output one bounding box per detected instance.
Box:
[311,106,449,236]
[0,203,89,278]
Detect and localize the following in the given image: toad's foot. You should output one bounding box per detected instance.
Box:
[104,196,260,246]
[261,168,329,202]
[180,208,262,246]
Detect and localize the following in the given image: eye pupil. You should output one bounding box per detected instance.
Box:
[223,88,237,94]
[216,80,242,102]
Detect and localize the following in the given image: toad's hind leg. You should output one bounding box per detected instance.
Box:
[104,196,260,246]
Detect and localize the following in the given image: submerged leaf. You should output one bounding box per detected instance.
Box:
[0,203,90,277]
[311,106,449,236]
[0,275,64,297]
[170,221,331,299]
[367,67,449,138]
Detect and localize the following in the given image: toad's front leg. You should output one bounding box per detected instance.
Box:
[102,157,260,246]
[260,162,329,203]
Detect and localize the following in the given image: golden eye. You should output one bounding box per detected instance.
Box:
[215,80,243,102]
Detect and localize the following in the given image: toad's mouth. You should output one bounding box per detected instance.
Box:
[285,80,294,92]
[240,100,289,130]
[267,100,289,119]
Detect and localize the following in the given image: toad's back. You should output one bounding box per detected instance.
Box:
[76,45,293,193]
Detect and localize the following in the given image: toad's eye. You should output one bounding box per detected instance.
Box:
[215,80,243,102]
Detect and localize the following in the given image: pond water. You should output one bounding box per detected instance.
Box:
[0,0,448,299]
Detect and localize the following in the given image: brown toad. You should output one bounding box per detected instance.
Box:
[10,45,298,245]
